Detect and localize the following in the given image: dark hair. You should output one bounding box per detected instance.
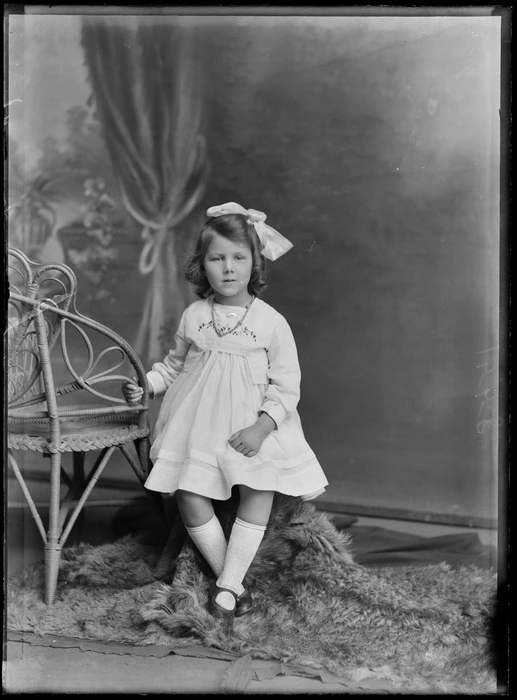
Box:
[184,213,268,298]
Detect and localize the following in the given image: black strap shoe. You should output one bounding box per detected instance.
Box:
[207,582,236,624]
[235,587,253,617]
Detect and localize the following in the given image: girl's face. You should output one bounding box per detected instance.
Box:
[203,232,253,306]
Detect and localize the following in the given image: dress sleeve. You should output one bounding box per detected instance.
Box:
[259,315,301,428]
[146,310,191,397]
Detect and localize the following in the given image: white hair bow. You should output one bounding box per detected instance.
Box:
[206,202,293,261]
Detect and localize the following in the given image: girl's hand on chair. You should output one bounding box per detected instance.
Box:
[228,423,270,458]
[122,377,143,404]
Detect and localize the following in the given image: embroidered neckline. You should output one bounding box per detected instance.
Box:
[210,296,255,337]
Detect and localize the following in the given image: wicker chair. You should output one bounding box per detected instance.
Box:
[7,247,154,605]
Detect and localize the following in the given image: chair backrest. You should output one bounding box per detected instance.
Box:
[8,248,77,407]
[7,247,149,430]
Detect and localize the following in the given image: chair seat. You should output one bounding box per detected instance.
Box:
[8,408,150,453]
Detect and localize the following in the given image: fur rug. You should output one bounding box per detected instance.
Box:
[8,494,497,694]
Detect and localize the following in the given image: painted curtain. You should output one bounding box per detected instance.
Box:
[80,17,209,362]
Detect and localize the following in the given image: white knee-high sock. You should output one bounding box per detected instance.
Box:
[185,514,227,578]
[216,517,266,611]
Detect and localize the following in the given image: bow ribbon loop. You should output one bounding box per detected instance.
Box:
[205,202,293,261]
[246,208,267,223]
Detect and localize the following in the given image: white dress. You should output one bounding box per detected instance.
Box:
[144,296,328,501]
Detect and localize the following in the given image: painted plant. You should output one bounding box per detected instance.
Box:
[67,177,119,305]
[8,149,61,262]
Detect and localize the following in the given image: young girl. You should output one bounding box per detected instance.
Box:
[123,202,328,623]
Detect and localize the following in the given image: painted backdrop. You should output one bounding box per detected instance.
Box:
[7,13,502,526]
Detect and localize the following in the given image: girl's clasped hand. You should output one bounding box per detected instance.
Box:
[228,412,277,458]
[122,377,143,404]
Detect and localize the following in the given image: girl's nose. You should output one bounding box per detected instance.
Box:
[224,259,234,272]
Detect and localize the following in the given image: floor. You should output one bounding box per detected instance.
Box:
[3,460,499,695]
[4,639,358,695]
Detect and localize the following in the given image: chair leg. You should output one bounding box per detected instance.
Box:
[46,451,63,605]
[44,541,63,606]
[132,437,166,524]
[72,452,86,534]
[135,436,151,479]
